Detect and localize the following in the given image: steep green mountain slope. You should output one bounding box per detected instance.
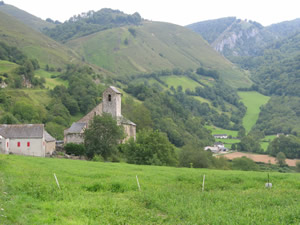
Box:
[0,2,55,31]
[66,21,251,88]
[0,11,79,68]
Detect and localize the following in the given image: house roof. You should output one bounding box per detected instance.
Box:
[214,142,224,145]
[67,122,87,134]
[45,130,56,142]
[109,86,121,94]
[0,124,44,138]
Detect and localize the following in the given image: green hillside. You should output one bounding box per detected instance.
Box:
[0,3,55,31]
[238,91,270,133]
[0,11,79,68]
[66,21,251,88]
[1,155,300,224]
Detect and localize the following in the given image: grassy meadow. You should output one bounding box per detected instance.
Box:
[66,21,251,88]
[238,91,270,133]
[1,155,300,224]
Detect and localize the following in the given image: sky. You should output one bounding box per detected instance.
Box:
[4,0,300,26]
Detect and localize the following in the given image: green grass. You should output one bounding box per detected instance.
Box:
[238,91,270,133]
[260,135,278,151]
[0,11,80,68]
[207,126,238,137]
[1,155,300,224]
[36,70,68,89]
[0,60,18,73]
[161,75,202,91]
[67,21,252,88]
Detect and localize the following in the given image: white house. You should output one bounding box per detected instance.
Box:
[0,124,56,157]
[204,142,228,153]
[213,134,228,139]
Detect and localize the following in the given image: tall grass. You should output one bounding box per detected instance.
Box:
[1,155,299,224]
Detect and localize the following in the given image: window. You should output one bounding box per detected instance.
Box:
[108,94,111,102]
[17,142,20,147]
[27,142,30,147]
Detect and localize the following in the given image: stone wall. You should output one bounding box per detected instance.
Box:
[45,141,56,155]
[65,133,84,144]
[123,124,136,141]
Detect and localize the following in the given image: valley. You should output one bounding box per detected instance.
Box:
[0,1,300,224]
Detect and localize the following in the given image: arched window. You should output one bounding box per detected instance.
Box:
[108,94,111,102]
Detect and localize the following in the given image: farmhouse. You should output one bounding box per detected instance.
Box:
[64,86,136,144]
[204,142,228,153]
[213,134,228,139]
[0,124,56,157]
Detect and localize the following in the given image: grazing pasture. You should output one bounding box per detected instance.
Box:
[238,91,270,133]
[0,155,300,224]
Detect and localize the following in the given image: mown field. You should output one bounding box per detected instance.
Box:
[238,91,270,133]
[1,155,300,224]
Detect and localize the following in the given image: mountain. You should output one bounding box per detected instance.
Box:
[65,20,251,88]
[43,8,142,42]
[187,17,277,58]
[187,17,300,58]
[0,2,55,31]
[0,10,79,68]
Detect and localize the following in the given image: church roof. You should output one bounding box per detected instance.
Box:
[0,124,44,138]
[118,116,136,126]
[109,86,121,94]
[67,122,87,134]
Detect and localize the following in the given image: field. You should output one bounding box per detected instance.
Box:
[36,70,68,89]
[1,155,300,224]
[160,75,202,91]
[238,91,270,133]
[222,152,299,167]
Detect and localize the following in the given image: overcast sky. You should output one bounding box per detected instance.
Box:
[4,0,300,26]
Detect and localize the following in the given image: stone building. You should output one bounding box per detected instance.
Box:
[64,86,136,144]
[0,124,56,157]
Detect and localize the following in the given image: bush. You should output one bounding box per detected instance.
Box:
[122,129,178,166]
[296,161,300,172]
[231,157,259,171]
[64,143,85,156]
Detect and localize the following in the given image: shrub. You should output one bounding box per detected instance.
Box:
[64,143,85,156]
[231,157,259,171]
[296,161,300,172]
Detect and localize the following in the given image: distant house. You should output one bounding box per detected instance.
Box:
[0,124,56,157]
[213,134,228,139]
[64,86,136,144]
[204,142,228,153]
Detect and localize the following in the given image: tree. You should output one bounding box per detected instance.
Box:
[268,135,300,159]
[296,161,300,172]
[84,114,124,159]
[276,152,286,167]
[237,135,262,153]
[64,143,85,156]
[122,129,178,166]
[232,157,258,171]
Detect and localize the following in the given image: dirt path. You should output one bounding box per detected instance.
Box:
[219,152,299,167]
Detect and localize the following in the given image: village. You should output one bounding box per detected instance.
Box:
[0,86,136,157]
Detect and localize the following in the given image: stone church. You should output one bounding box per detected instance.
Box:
[64,86,136,144]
